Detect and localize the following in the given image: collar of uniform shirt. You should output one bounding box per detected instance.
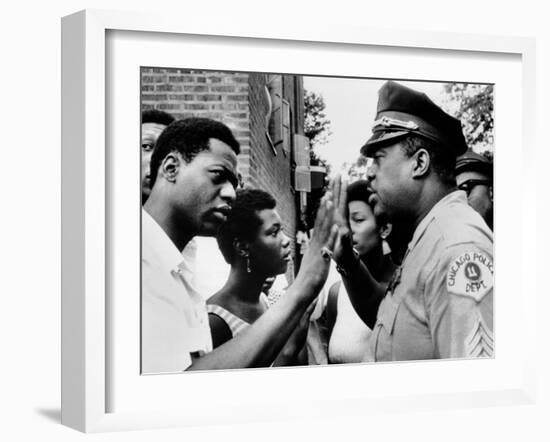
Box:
[406,190,468,253]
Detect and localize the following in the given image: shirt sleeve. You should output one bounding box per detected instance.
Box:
[423,243,494,359]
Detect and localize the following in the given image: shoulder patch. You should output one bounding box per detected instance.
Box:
[446,251,493,302]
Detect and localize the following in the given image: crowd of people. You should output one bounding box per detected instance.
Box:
[140,80,494,374]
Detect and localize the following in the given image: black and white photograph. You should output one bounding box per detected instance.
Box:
[4,0,543,438]
[140,68,494,374]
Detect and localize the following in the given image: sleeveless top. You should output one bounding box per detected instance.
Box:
[207,293,270,338]
[328,282,374,364]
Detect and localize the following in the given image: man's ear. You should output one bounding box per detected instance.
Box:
[159,152,180,183]
[411,148,431,178]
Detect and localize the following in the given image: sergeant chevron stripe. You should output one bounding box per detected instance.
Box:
[465,314,494,358]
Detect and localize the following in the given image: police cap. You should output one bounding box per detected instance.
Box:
[361,81,468,158]
[455,150,493,179]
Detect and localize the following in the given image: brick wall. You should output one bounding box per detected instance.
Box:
[141,68,305,278]
[141,68,252,178]
[248,73,297,278]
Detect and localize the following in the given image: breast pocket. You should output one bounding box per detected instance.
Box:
[372,294,401,361]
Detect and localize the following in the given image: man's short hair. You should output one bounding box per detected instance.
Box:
[149,117,240,186]
[141,109,176,126]
[217,189,276,265]
[400,135,457,187]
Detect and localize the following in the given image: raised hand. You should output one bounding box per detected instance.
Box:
[329,175,357,268]
[296,192,338,290]
[331,173,348,229]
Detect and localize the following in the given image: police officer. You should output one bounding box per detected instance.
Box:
[456,150,493,230]
[333,81,493,361]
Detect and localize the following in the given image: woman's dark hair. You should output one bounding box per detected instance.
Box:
[217,189,276,265]
[149,117,240,185]
[346,179,390,226]
[346,179,373,205]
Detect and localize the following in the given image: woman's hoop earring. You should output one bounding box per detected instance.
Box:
[382,239,392,256]
[380,224,392,256]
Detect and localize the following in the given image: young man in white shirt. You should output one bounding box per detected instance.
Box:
[142,117,337,373]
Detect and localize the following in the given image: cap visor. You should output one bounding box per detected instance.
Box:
[360,130,409,156]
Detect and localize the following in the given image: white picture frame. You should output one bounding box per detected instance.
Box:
[61,8,537,433]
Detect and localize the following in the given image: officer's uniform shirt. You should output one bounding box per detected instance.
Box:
[371,190,493,361]
[141,209,212,374]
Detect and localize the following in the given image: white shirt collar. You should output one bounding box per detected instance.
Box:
[142,208,190,274]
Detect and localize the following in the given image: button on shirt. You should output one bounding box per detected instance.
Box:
[371,191,494,361]
[141,209,212,374]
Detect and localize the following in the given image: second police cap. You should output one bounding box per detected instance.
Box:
[361,81,468,158]
[455,150,493,179]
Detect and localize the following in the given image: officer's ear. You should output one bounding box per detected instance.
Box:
[159,152,182,183]
[379,223,392,240]
[411,148,431,178]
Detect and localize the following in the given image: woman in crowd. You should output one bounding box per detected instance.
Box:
[325,180,396,364]
[208,188,312,365]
